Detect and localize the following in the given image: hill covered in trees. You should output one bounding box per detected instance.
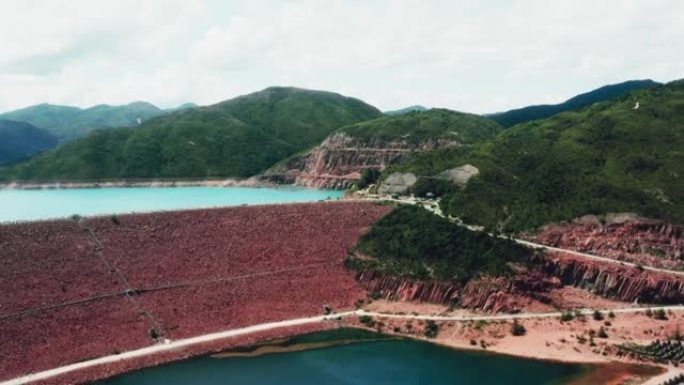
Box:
[338,108,502,144]
[384,105,428,116]
[489,79,660,128]
[388,80,684,231]
[0,102,182,142]
[0,120,58,166]
[346,205,532,282]
[3,87,381,181]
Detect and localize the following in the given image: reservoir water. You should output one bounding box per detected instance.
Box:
[0,186,343,222]
[99,339,586,385]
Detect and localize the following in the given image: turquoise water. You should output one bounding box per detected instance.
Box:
[99,339,586,385]
[0,187,343,222]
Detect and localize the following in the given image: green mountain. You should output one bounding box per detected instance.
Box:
[384,105,428,116]
[339,108,502,143]
[489,80,660,128]
[0,120,58,166]
[4,87,381,181]
[391,80,684,231]
[0,102,166,142]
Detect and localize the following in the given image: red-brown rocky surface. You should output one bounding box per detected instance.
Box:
[0,220,123,316]
[542,253,684,304]
[0,201,390,383]
[261,133,458,189]
[355,252,684,313]
[0,298,150,381]
[355,269,561,313]
[532,218,684,270]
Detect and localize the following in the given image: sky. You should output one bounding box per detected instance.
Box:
[1,0,683,114]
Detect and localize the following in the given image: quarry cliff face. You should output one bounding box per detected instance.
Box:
[532,217,684,270]
[354,253,684,313]
[261,133,459,189]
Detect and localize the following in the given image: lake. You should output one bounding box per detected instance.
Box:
[0,186,343,222]
[98,338,586,385]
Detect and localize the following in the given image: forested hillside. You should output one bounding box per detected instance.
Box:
[0,120,58,165]
[390,80,684,231]
[3,87,381,181]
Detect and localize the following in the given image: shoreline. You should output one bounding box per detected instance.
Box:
[3,309,676,385]
[0,177,276,190]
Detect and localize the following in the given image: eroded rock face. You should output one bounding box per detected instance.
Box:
[437,164,479,187]
[260,133,459,189]
[354,269,560,313]
[354,252,684,312]
[532,218,684,270]
[542,253,684,304]
[377,172,418,195]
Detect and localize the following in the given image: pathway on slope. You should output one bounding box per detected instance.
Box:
[364,196,684,278]
[5,305,684,385]
[80,220,165,340]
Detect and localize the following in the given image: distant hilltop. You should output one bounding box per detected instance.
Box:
[0,101,197,143]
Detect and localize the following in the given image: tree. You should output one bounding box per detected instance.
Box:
[358,169,381,189]
[511,320,526,336]
[597,326,609,339]
[593,310,604,321]
[424,320,439,338]
[654,308,668,320]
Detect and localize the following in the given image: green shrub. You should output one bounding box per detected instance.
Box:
[511,321,526,336]
[424,320,439,338]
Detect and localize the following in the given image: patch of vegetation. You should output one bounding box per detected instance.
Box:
[359,315,375,327]
[511,320,527,336]
[560,312,575,322]
[424,320,439,338]
[654,308,668,320]
[411,177,458,198]
[347,205,534,283]
[593,310,604,321]
[619,340,684,364]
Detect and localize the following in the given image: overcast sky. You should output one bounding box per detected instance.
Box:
[1,0,683,114]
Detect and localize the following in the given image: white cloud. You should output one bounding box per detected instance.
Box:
[1,0,683,113]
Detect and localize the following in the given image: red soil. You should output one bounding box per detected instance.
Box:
[0,201,390,383]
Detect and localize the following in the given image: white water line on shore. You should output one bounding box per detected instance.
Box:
[6,305,684,385]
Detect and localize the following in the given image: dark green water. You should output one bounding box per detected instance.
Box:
[98,338,587,385]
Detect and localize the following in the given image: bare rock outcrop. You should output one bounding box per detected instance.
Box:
[377,172,418,195]
[261,133,459,189]
[437,164,479,187]
[354,252,684,312]
[542,253,684,304]
[354,269,560,313]
[533,218,684,270]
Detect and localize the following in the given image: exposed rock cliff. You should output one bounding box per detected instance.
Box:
[542,253,684,304]
[533,217,684,270]
[354,253,684,312]
[262,133,458,189]
[354,269,560,313]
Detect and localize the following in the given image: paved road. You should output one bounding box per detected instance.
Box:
[6,304,684,385]
[358,305,684,322]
